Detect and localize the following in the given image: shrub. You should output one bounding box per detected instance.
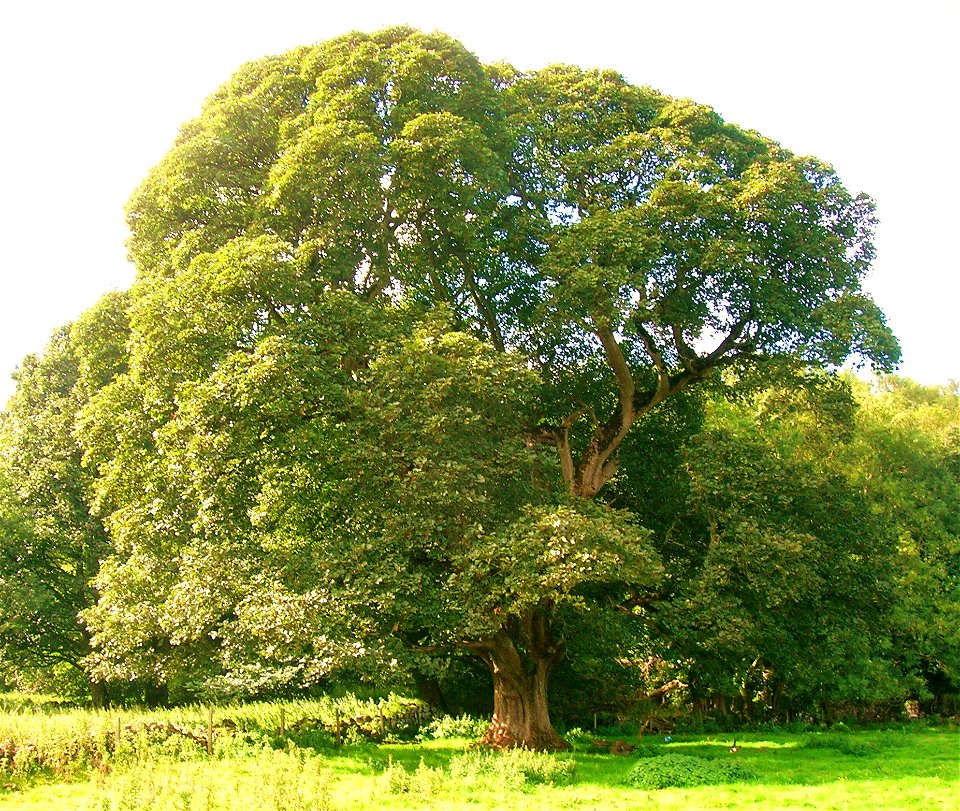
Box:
[0,726,110,779]
[802,734,879,757]
[417,713,489,740]
[449,748,576,789]
[626,754,753,790]
[562,726,592,745]
[381,757,445,797]
[381,757,411,794]
[633,743,667,758]
[382,748,576,796]
[287,728,336,752]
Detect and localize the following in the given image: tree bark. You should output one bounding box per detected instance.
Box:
[90,679,108,709]
[477,625,569,751]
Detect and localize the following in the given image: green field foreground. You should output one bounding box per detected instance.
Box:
[0,701,957,810]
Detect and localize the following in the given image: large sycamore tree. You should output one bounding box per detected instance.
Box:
[80,28,898,749]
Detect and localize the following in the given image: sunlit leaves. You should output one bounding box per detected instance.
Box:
[0,294,128,690]
[656,378,960,707]
[462,503,662,619]
[78,27,904,703]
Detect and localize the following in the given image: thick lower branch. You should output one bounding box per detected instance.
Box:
[552,316,758,498]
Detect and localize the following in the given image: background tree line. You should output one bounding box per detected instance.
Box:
[0,28,956,747]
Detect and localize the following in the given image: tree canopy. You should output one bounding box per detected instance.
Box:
[2,27,919,746]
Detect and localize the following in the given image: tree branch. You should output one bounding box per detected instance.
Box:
[457,249,506,353]
[671,324,699,373]
[645,678,688,701]
[572,323,644,497]
[633,322,672,401]
[702,317,750,366]
[596,323,638,425]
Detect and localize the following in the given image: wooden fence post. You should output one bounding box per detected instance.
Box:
[206,706,214,756]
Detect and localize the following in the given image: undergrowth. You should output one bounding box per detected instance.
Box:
[626,753,754,789]
[381,748,577,798]
[0,701,956,810]
[415,714,489,741]
[801,733,883,757]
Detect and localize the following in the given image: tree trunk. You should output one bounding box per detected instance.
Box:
[144,679,169,708]
[90,679,108,709]
[477,623,569,751]
[412,669,448,714]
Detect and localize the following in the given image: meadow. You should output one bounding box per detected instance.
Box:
[0,695,956,810]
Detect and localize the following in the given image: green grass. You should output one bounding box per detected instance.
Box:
[0,699,956,810]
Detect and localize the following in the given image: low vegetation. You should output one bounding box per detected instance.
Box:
[0,696,956,810]
[625,752,754,789]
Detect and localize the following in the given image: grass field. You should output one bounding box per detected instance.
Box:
[0,697,956,810]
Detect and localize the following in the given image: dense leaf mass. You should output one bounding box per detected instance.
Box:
[3,28,951,744]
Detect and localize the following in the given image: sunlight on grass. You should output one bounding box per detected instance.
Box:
[0,703,956,810]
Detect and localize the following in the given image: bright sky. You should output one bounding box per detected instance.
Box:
[1,1,956,405]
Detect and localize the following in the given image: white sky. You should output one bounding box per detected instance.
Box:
[1,0,957,405]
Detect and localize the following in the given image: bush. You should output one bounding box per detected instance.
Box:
[633,743,667,758]
[381,757,445,797]
[0,725,110,779]
[561,726,593,745]
[802,734,879,757]
[381,748,577,796]
[449,748,576,789]
[627,754,753,790]
[417,713,489,740]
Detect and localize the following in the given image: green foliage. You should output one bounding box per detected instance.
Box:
[848,378,960,700]
[2,25,918,745]
[380,757,446,797]
[92,751,336,811]
[626,753,753,789]
[616,374,960,720]
[0,716,110,780]
[417,714,489,740]
[802,733,881,757]
[0,292,129,698]
[632,743,669,758]
[447,747,577,788]
[0,701,956,811]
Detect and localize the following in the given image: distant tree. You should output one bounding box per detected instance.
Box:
[665,379,903,716]
[81,28,898,747]
[606,375,960,722]
[849,378,960,709]
[0,292,128,704]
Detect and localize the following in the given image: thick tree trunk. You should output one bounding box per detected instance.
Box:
[477,623,569,751]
